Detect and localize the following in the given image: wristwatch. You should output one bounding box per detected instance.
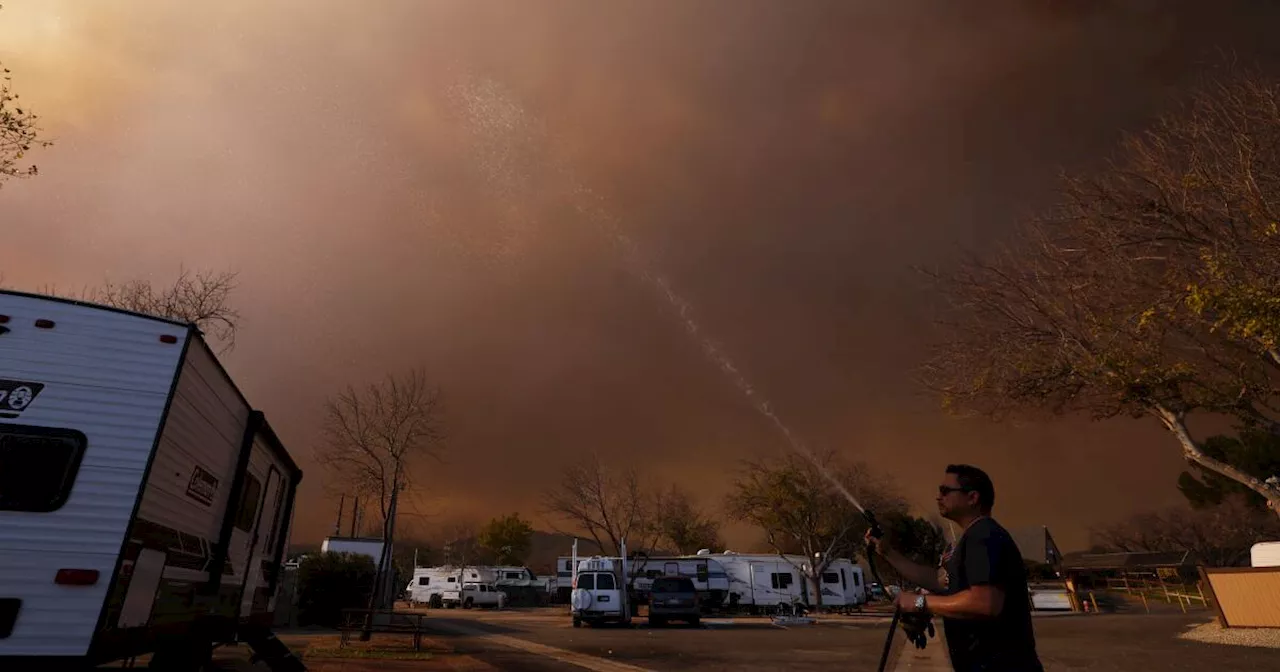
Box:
[914,594,928,613]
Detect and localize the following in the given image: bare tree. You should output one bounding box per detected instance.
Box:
[85,268,241,353]
[317,369,445,618]
[1091,495,1280,567]
[653,485,722,554]
[541,455,658,557]
[920,70,1280,516]
[725,451,906,606]
[1,43,51,187]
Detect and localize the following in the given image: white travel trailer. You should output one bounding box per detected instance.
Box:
[0,291,303,671]
[713,552,867,612]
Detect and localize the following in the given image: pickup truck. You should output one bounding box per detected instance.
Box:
[442,582,507,609]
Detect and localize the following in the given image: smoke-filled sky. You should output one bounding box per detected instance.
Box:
[4,0,1280,551]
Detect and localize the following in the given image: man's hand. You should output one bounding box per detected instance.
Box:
[865,528,893,557]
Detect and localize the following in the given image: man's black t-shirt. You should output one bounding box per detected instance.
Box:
[939,517,1043,671]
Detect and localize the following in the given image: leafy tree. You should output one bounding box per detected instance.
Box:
[1179,431,1280,512]
[725,451,906,606]
[479,513,535,565]
[920,70,1280,517]
[883,513,948,568]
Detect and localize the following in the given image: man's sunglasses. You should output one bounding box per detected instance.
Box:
[938,485,974,497]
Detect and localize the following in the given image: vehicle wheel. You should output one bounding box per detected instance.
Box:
[463,598,474,609]
[689,617,700,627]
[430,595,443,609]
[572,617,582,628]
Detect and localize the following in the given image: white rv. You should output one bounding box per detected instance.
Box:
[406,566,498,607]
[407,565,554,607]
[712,552,867,613]
[0,291,303,671]
[1252,541,1280,568]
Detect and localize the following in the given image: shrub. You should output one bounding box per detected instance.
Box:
[296,552,377,627]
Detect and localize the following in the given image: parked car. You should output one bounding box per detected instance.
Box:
[648,577,700,627]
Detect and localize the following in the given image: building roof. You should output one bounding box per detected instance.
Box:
[1061,550,1198,571]
[1009,526,1065,566]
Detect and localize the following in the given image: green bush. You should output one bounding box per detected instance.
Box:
[296,552,377,627]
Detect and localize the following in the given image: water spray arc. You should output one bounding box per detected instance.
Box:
[447,75,920,666]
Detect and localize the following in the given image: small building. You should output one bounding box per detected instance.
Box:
[1009,526,1065,569]
[320,536,386,564]
[1061,550,1202,590]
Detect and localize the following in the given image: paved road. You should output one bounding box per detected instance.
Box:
[412,608,1280,672]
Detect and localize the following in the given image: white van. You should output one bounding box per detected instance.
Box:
[570,556,630,628]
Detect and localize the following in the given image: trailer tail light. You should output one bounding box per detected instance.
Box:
[34,319,55,329]
[159,334,178,344]
[54,569,100,586]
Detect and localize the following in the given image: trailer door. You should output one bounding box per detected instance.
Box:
[239,466,282,618]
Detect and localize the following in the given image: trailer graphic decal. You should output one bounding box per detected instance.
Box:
[186,465,220,506]
[0,379,45,419]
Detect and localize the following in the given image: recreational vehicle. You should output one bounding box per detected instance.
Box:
[0,291,303,671]
[407,565,554,607]
[711,552,867,613]
[405,566,498,607]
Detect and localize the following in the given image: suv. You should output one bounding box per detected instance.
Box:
[648,576,700,627]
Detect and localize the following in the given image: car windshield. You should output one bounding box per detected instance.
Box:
[652,577,694,593]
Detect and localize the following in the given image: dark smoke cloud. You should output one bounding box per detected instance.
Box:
[4,0,1280,548]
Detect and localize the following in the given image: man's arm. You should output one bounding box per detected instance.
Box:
[919,585,1005,619]
[876,546,944,594]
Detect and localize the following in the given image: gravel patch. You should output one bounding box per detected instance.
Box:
[1177,620,1280,648]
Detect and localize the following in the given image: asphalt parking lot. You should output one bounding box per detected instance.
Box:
[366,607,1280,672]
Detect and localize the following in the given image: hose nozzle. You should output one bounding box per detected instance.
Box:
[863,509,884,540]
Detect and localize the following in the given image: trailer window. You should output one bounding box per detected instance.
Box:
[233,473,262,532]
[823,572,840,584]
[0,425,87,513]
[770,573,793,590]
[418,577,430,586]
[696,562,708,582]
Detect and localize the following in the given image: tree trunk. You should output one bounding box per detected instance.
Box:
[1153,404,1280,519]
[360,468,402,640]
[810,573,823,608]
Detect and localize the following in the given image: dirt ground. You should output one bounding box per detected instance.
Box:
[187,607,1279,671]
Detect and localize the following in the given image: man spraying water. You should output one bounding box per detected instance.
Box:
[866,464,1044,672]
